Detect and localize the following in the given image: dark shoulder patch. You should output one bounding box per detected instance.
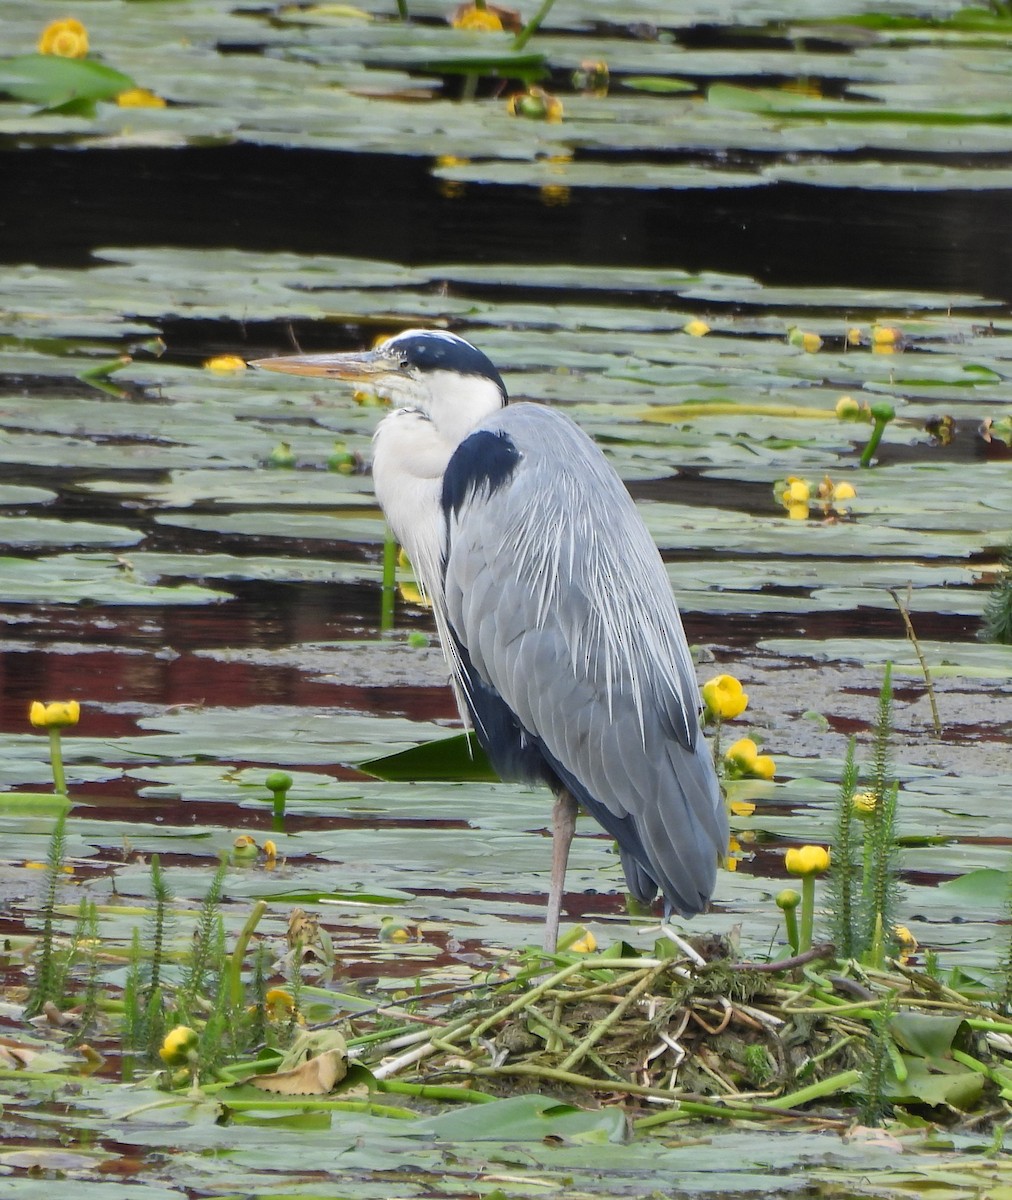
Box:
[441,430,520,518]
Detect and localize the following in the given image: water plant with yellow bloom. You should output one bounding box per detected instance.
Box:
[785,845,829,953]
[117,88,166,108]
[451,4,503,30]
[701,673,748,722]
[723,737,775,781]
[38,18,89,58]
[507,86,563,122]
[203,354,246,372]
[159,1024,199,1067]
[29,700,80,795]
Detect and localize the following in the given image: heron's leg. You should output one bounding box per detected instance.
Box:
[543,789,579,953]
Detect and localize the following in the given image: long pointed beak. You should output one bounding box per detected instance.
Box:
[250,350,389,382]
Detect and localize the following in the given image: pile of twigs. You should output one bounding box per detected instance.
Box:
[350,938,1012,1129]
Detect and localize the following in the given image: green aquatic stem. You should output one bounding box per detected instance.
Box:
[799,875,816,953]
[512,0,557,49]
[783,903,800,954]
[777,1068,863,1109]
[859,402,895,468]
[228,900,268,1009]
[48,727,67,795]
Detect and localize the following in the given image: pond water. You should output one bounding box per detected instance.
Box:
[1,0,1012,1194]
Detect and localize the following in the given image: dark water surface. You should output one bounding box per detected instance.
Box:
[4,145,1011,303]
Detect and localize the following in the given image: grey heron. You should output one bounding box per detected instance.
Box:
[254,330,728,952]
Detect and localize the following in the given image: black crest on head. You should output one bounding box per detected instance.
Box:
[386,331,507,400]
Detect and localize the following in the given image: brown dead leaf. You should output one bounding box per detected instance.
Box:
[249,1049,347,1095]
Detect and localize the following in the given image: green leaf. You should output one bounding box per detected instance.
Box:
[360,732,498,782]
[888,1013,971,1060]
[0,55,136,109]
[621,76,696,94]
[939,867,1010,905]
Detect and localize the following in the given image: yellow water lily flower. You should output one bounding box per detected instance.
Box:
[784,844,830,877]
[835,395,861,420]
[159,1025,199,1066]
[452,5,503,30]
[852,790,877,817]
[832,481,856,502]
[785,479,810,504]
[871,324,900,346]
[38,18,89,58]
[683,319,711,337]
[570,931,597,953]
[203,354,247,373]
[117,88,166,108]
[786,501,809,521]
[701,674,748,721]
[265,987,295,1013]
[29,700,80,728]
[507,86,563,122]
[725,737,775,780]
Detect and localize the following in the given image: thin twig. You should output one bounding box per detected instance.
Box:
[888,585,942,737]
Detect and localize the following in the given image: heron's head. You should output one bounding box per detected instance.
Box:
[253,329,507,442]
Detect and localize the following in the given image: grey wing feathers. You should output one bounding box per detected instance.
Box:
[441,403,728,915]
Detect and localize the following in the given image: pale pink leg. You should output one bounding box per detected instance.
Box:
[543,790,579,953]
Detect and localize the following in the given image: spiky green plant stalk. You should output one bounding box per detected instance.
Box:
[827,738,860,959]
[981,538,1012,645]
[145,986,166,1064]
[147,854,171,999]
[74,901,101,1045]
[860,666,900,967]
[248,943,269,1050]
[179,857,228,1016]
[859,994,897,1127]
[50,896,89,1019]
[123,927,144,1053]
[864,782,900,968]
[25,811,68,1017]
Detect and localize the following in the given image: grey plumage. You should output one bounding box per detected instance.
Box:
[442,403,727,915]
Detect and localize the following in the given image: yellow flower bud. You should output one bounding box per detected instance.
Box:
[852,791,877,817]
[683,319,711,337]
[451,5,504,30]
[776,888,801,911]
[507,87,563,122]
[846,327,862,346]
[701,674,748,721]
[263,840,278,861]
[159,1025,199,1066]
[784,845,830,877]
[725,737,758,766]
[570,931,597,953]
[117,88,167,109]
[835,396,861,420]
[833,481,856,502]
[265,987,295,1013]
[871,324,900,346]
[752,754,776,780]
[29,700,80,728]
[894,924,917,949]
[725,738,775,780]
[203,355,247,373]
[38,18,89,58]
